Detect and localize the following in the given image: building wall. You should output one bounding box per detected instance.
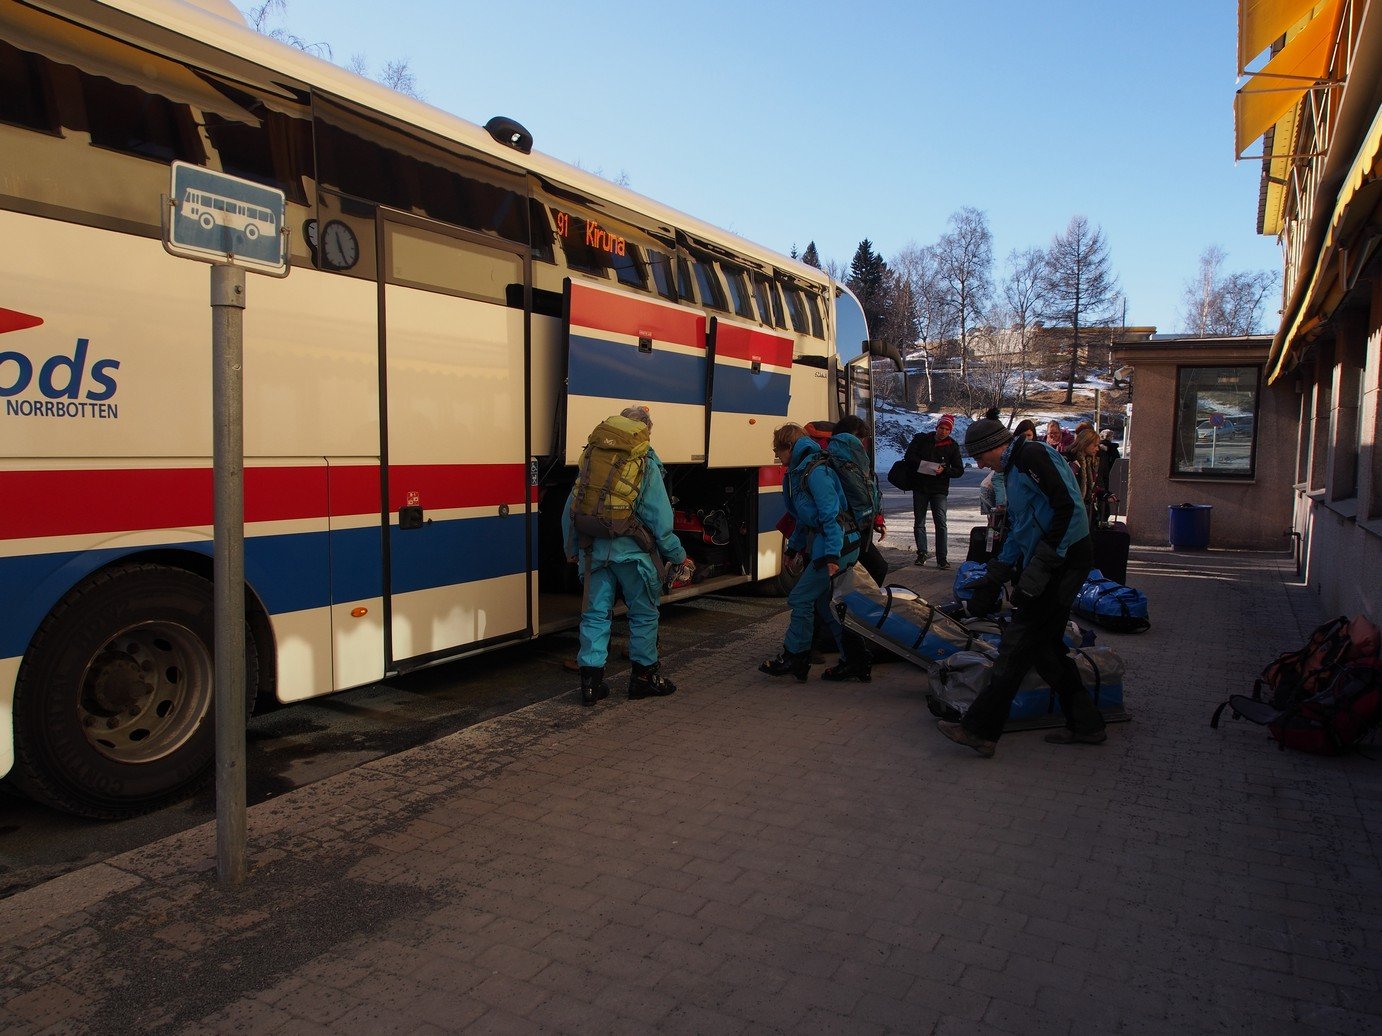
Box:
[1121,349,1295,550]
[1291,276,1382,619]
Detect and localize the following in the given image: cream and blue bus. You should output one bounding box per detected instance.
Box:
[0,0,881,816]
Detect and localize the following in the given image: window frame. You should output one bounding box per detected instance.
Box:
[1169,364,1262,480]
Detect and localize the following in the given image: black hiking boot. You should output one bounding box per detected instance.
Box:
[579,666,610,707]
[628,662,676,700]
[821,630,872,682]
[759,647,810,682]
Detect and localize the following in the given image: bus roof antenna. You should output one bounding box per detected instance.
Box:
[485,116,533,155]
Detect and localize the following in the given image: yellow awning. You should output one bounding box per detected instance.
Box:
[1234,0,1342,156]
[1239,0,1328,71]
[1269,105,1382,381]
[1260,104,1300,235]
[0,2,258,125]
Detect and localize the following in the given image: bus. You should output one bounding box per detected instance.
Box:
[0,0,885,818]
[180,186,277,240]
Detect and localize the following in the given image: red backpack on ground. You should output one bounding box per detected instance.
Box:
[1212,615,1382,755]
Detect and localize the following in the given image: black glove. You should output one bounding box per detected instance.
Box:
[1016,542,1062,602]
[966,559,1013,618]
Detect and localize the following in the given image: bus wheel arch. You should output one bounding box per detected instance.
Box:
[9,559,268,819]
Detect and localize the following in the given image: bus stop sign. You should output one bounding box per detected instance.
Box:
[166,161,287,273]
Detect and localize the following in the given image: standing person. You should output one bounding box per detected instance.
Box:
[1066,427,1101,525]
[833,414,888,586]
[760,423,861,682]
[903,414,964,569]
[934,418,1106,757]
[1013,419,1038,442]
[1096,429,1121,520]
[563,406,692,706]
[1045,420,1074,453]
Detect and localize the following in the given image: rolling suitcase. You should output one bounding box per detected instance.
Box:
[1092,521,1130,586]
[967,525,990,562]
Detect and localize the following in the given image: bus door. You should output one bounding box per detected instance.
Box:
[379,213,532,669]
[704,317,793,467]
[563,280,707,464]
[839,353,875,428]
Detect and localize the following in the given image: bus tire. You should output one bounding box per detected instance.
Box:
[756,564,800,598]
[199,212,214,230]
[9,563,258,820]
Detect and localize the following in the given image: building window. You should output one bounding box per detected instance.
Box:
[1172,365,1260,478]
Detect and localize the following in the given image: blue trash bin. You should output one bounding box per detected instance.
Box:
[1168,503,1212,551]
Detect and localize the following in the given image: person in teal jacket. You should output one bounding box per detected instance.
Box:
[760,423,860,682]
[563,406,691,706]
[935,418,1105,758]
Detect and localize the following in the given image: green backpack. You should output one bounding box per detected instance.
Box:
[571,415,653,546]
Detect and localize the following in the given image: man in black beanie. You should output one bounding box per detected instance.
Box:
[935,418,1106,757]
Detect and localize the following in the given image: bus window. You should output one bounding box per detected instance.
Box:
[676,257,696,303]
[782,284,808,333]
[647,248,677,300]
[315,97,527,246]
[692,258,726,311]
[202,82,313,205]
[0,41,55,132]
[753,276,785,328]
[805,292,824,338]
[612,245,647,289]
[82,73,204,164]
[386,220,523,304]
[722,266,754,319]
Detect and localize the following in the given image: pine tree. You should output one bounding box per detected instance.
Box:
[801,241,821,269]
[847,239,888,343]
[1042,216,1117,404]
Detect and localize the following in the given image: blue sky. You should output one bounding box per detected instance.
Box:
[236,0,1282,333]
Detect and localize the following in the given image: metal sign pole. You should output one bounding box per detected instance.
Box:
[211,263,247,886]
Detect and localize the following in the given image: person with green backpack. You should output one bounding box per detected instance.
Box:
[562,406,691,706]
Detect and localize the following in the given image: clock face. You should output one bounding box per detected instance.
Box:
[321,219,359,270]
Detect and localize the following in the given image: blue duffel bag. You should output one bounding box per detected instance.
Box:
[1073,569,1150,633]
[952,560,989,604]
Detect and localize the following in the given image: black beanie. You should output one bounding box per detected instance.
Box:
[964,418,1012,457]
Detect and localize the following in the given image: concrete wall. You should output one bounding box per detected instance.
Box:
[1120,345,1295,551]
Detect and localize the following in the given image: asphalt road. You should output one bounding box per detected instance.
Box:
[0,590,789,898]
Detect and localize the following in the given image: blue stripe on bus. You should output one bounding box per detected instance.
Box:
[568,334,707,406]
[711,364,791,416]
[759,491,786,534]
[388,514,527,595]
[0,515,527,659]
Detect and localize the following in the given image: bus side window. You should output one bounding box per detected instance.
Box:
[82,75,205,164]
[722,266,754,319]
[804,291,825,338]
[692,258,726,312]
[0,41,56,132]
[676,258,696,304]
[782,284,808,333]
[647,248,677,300]
[612,243,647,290]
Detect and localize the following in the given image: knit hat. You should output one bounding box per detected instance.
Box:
[936,414,955,432]
[964,418,1012,458]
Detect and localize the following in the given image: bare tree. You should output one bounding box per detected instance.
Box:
[891,243,953,409]
[251,1,420,97]
[935,207,993,381]
[1042,216,1117,405]
[246,0,330,56]
[1001,247,1047,404]
[1179,246,1278,335]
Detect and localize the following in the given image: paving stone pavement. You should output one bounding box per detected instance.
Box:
[1,543,1380,1035]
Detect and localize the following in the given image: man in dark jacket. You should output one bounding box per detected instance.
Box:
[903,414,964,568]
[934,418,1106,758]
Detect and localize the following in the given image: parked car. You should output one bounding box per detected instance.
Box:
[1196,418,1236,439]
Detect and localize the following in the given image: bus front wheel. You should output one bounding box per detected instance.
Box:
[199,212,215,230]
[9,563,259,819]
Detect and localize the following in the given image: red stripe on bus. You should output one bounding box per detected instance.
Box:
[0,463,529,540]
[569,283,706,351]
[759,465,784,489]
[385,463,528,511]
[714,323,793,368]
[0,308,44,335]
